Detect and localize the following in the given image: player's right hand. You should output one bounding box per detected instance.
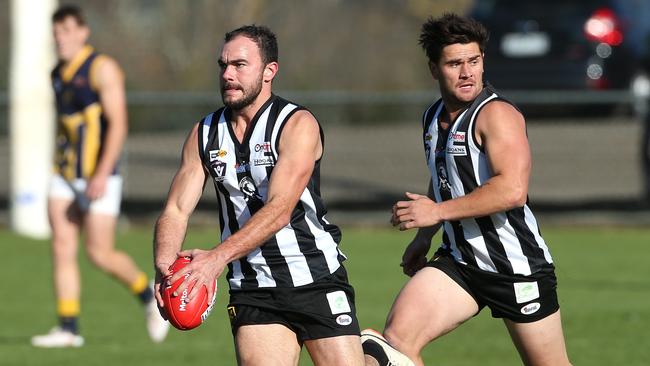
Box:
[169,248,224,308]
[85,173,109,200]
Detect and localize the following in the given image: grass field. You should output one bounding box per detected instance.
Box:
[1,224,649,365]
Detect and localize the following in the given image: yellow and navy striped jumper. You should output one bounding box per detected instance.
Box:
[52,45,117,180]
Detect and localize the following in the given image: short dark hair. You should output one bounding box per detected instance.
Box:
[419,13,488,64]
[225,25,278,65]
[52,4,86,25]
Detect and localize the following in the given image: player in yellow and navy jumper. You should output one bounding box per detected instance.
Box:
[52,44,115,182]
[31,5,169,348]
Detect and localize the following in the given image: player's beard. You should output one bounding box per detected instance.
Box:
[221,75,264,111]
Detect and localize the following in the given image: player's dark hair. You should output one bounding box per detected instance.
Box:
[419,13,488,64]
[225,25,278,65]
[52,4,86,25]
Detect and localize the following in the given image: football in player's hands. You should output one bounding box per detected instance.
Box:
[161,257,217,330]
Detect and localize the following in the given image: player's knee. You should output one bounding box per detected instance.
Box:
[51,237,77,259]
[85,246,110,269]
[383,327,416,357]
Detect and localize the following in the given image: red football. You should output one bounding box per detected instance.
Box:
[161,257,217,330]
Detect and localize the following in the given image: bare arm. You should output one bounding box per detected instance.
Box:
[397,181,443,275]
[153,123,207,305]
[86,56,128,200]
[414,181,443,238]
[169,110,322,301]
[395,101,530,230]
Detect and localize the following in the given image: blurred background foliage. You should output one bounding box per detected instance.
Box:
[0,0,472,92]
[1,0,646,213]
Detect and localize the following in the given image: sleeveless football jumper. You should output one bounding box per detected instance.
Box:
[52,45,116,181]
[422,84,553,276]
[198,94,346,290]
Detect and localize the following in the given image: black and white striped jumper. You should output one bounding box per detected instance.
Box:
[422,85,553,276]
[198,94,345,290]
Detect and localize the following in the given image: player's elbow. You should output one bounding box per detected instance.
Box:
[504,184,528,209]
[275,211,292,230]
[266,195,296,229]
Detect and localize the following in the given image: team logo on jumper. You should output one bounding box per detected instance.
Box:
[447,145,467,156]
[520,302,541,315]
[424,134,433,160]
[209,149,227,161]
[210,161,227,182]
[326,291,352,315]
[436,164,451,193]
[253,157,274,167]
[254,142,271,153]
[336,314,353,326]
[450,131,466,143]
[238,176,262,203]
[514,282,540,304]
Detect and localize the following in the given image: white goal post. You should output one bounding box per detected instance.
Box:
[9,0,57,238]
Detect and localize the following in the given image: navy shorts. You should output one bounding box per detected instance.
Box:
[227,265,360,341]
[427,254,560,323]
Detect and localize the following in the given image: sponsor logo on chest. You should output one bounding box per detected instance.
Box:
[450,131,466,143]
[208,149,227,161]
[73,75,88,88]
[446,130,467,156]
[446,145,467,156]
[253,157,274,167]
[254,142,271,153]
[235,162,250,173]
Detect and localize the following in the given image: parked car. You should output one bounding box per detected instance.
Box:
[469,0,650,113]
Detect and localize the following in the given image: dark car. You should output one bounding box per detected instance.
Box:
[469,0,650,111]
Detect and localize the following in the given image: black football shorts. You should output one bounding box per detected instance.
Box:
[227,265,360,341]
[427,253,560,323]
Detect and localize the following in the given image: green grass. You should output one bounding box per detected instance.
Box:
[1,225,649,365]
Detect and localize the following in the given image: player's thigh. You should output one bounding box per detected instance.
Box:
[83,176,121,248]
[83,212,117,249]
[47,198,81,253]
[384,267,479,352]
[82,213,120,270]
[48,175,81,231]
[304,335,364,366]
[504,310,571,366]
[235,324,301,366]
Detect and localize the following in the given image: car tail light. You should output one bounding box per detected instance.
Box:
[584,8,623,46]
[587,75,610,90]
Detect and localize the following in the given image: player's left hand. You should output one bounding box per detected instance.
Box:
[153,269,169,320]
[86,173,108,200]
[167,248,224,305]
[392,192,441,230]
[401,237,431,276]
